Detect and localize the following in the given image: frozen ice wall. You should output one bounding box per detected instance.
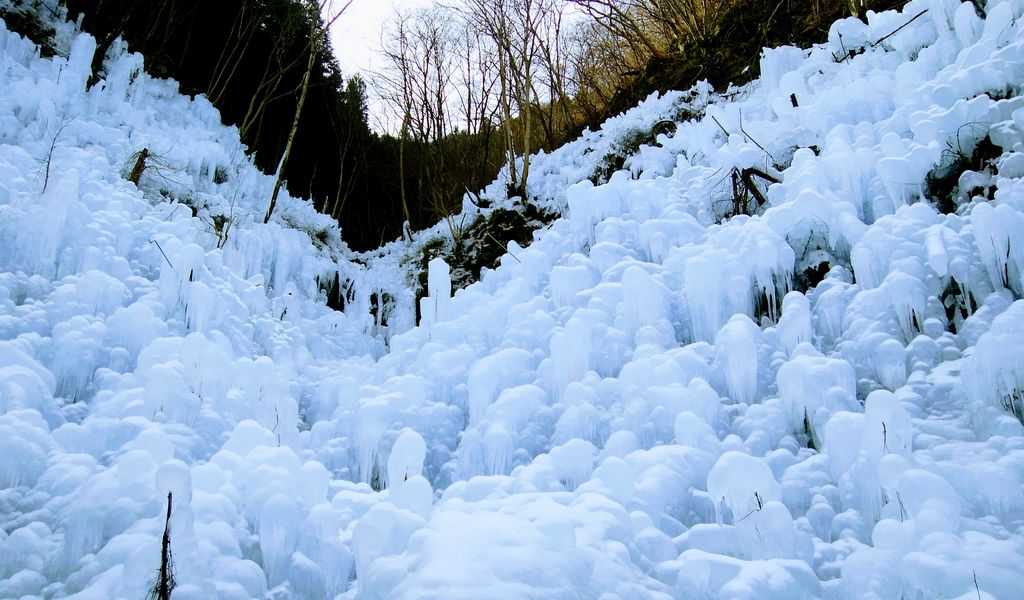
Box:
[3,0,1024,599]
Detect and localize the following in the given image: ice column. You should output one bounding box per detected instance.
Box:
[419,257,451,328]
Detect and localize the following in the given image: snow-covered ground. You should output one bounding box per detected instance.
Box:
[3,0,1024,598]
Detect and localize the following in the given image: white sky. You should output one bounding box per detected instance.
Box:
[325,0,582,132]
[327,0,431,131]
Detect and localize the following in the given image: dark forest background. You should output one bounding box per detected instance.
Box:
[61,0,438,250]
[5,0,908,250]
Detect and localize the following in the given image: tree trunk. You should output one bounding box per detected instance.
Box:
[520,75,532,200]
[496,44,519,196]
[150,491,176,600]
[398,112,412,228]
[265,13,318,223]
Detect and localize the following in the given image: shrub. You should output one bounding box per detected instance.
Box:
[925,132,1000,214]
[590,126,655,185]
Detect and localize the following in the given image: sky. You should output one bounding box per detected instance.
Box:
[327,0,431,131]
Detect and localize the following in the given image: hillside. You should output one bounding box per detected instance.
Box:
[2,1,1024,599]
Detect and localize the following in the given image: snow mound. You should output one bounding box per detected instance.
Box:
[3,0,1024,598]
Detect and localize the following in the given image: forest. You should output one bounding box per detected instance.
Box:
[31,0,905,250]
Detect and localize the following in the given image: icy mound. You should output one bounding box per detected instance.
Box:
[0,7,391,599]
[4,0,1024,599]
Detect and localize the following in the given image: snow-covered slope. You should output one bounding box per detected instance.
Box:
[4,0,1024,599]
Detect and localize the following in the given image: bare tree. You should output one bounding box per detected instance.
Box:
[372,0,583,218]
[238,4,310,145]
[453,21,502,195]
[453,23,499,138]
[563,17,640,120]
[264,0,351,223]
[463,0,560,200]
[651,0,732,49]
[383,8,464,145]
[567,0,732,58]
[566,0,668,59]
[326,76,369,220]
[377,9,421,228]
[380,6,491,221]
[208,1,266,105]
[534,0,575,149]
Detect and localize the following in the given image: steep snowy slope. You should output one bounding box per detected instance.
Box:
[3,0,1024,599]
[0,6,395,599]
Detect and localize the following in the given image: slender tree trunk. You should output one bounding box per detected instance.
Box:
[398,112,412,228]
[240,62,285,140]
[520,77,532,199]
[150,491,176,600]
[265,16,318,223]
[209,6,260,105]
[496,44,518,195]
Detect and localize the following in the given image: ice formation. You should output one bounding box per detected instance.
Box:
[3,0,1024,598]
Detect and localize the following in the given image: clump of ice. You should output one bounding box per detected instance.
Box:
[774,291,813,354]
[0,410,51,489]
[674,411,720,451]
[823,411,864,481]
[0,341,59,425]
[466,348,534,425]
[581,456,635,504]
[713,314,762,404]
[777,343,858,445]
[862,390,912,464]
[549,259,598,308]
[351,502,425,591]
[549,438,597,490]
[419,257,451,328]
[387,428,427,486]
[549,316,592,399]
[707,451,781,523]
[259,494,303,586]
[619,265,667,333]
[962,299,1024,422]
[671,549,820,599]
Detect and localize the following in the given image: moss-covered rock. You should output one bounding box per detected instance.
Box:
[409,205,558,320]
[590,127,657,185]
[0,4,57,58]
[925,134,1001,214]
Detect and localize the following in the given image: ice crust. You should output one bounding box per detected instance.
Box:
[3,1,1024,598]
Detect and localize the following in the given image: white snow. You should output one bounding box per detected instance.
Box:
[3,0,1024,598]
